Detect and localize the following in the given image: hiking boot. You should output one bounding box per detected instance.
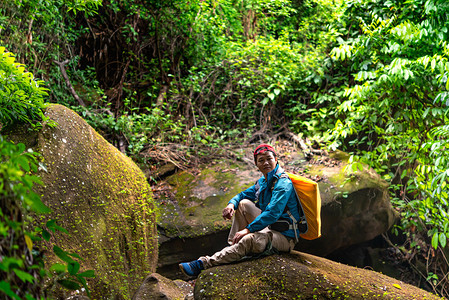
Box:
[179,259,204,276]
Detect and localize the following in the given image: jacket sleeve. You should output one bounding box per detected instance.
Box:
[246,177,294,232]
[227,184,257,209]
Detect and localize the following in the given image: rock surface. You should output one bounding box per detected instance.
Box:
[193,250,442,299]
[132,273,193,300]
[154,145,398,277]
[5,104,158,299]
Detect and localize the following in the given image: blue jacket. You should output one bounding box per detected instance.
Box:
[228,164,302,239]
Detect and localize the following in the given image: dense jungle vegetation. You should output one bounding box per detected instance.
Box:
[1,0,448,298]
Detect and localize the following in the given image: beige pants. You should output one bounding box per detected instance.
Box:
[199,199,295,268]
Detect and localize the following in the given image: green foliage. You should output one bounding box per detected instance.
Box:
[78,102,186,155]
[1,0,345,150]
[183,0,344,133]
[320,0,449,294]
[0,140,48,214]
[186,34,305,130]
[414,125,449,250]
[0,0,101,108]
[0,47,95,298]
[0,47,48,128]
[0,138,96,299]
[46,244,96,296]
[4,0,449,296]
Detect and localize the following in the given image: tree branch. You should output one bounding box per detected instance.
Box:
[54,59,86,107]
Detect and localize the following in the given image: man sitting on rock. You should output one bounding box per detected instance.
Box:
[179,144,303,276]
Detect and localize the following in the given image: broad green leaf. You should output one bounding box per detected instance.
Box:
[357,162,363,171]
[439,232,447,248]
[13,269,35,283]
[42,229,51,241]
[27,194,51,213]
[16,156,30,172]
[53,246,75,263]
[431,232,439,249]
[444,220,449,233]
[401,169,407,179]
[46,219,56,229]
[68,252,82,260]
[68,261,80,275]
[0,257,23,271]
[54,224,69,234]
[57,279,80,290]
[78,269,96,278]
[17,143,25,153]
[0,281,21,300]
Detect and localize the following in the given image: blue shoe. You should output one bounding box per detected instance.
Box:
[179,259,204,276]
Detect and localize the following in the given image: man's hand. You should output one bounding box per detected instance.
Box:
[232,228,250,244]
[222,204,235,220]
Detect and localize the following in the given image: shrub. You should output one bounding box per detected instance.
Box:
[0,47,48,128]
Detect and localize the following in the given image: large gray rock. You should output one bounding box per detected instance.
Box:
[296,150,398,256]
[4,104,158,299]
[193,251,441,299]
[154,147,397,276]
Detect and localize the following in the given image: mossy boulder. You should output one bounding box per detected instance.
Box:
[4,104,157,299]
[193,250,443,299]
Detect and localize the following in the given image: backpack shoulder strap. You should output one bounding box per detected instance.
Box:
[255,180,261,203]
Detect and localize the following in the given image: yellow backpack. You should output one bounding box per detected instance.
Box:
[285,172,322,240]
[255,169,322,241]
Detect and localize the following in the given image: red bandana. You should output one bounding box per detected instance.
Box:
[253,144,276,162]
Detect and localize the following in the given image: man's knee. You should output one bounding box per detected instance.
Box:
[238,199,253,210]
[239,233,268,254]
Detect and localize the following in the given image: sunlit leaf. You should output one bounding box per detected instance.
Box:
[431,232,439,249]
[49,263,67,273]
[24,234,33,252]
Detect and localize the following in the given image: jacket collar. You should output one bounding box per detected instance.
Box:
[265,164,284,184]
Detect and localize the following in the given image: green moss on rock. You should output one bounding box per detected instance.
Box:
[194,251,443,299]
[158,161,256,239]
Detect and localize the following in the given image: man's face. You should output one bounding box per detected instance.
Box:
[256,151,277,177]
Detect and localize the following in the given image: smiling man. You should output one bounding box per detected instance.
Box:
[179,144,304,277]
